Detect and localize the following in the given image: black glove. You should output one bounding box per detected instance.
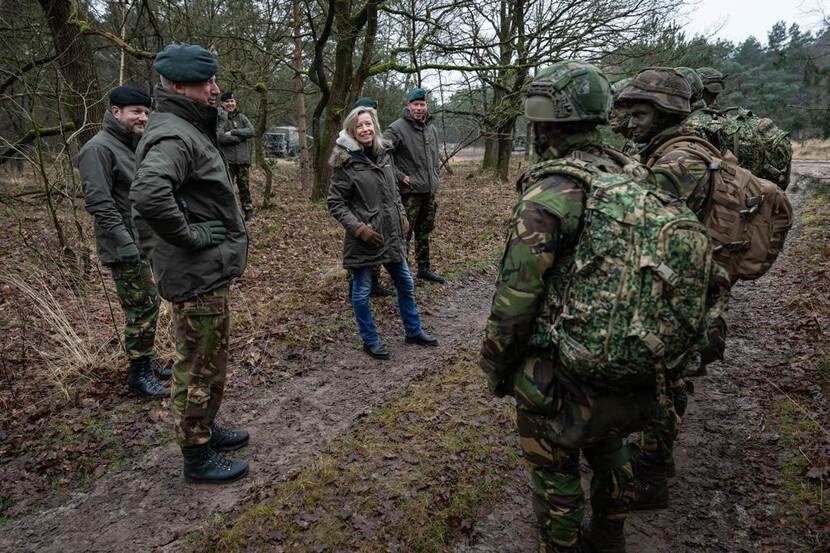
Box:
[115,242,141,262]
[188,220,228,249]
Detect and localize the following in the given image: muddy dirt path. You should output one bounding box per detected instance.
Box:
[0,274,494,553]
[456,161,821,553]
[4,162,823,553]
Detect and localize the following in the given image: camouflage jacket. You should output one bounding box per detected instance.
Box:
[682,108,723,150]
[480,131,643,395]
[639,126,712,218]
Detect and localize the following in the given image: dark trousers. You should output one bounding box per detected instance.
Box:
[228,163,252,210]
[402,193,437,269]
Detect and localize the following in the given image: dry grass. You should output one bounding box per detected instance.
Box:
[793,139,830,160]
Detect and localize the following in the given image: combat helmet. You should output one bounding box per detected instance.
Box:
[675,66,704,106]
[616,67,691,115]
[525,61,613,123]
[696,67,725,94]
[611,77,633,100]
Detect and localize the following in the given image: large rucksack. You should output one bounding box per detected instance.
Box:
[529,158,719,392]
[648,135,793,284]
[684,107,792,190]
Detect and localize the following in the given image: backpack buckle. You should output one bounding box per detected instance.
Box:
[654,263,678,287]
[642,332,666,357]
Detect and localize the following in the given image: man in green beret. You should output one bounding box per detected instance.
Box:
[78,85,170,399]
[384,88,445,284]
[218,91,256,221]
[131,43,250,484]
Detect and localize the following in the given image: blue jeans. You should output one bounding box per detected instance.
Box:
[351,261,422,347]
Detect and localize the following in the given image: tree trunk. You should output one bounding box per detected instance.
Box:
[292,0,311,190]
[496,121,513,182]
[255,85,274,209]
[482,133,498,170]
[38,0,104,146]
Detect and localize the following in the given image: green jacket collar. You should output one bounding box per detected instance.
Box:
[153,85,219,143]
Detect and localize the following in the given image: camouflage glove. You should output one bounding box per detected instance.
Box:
[355,223,383,247]
[187,220,228,249]
[115,242,141,262]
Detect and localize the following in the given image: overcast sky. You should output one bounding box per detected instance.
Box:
[681,0,825,44]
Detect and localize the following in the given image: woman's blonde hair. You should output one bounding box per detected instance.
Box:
[342,106,383,155]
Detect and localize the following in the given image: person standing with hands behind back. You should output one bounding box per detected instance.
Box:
[328,106,438,360]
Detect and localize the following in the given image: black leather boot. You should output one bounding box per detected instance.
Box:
[630,455,669,511]
[404,331,439,346]
[363,342,390,360]
[149,358,172,380]
[417,265,446,284]
[128,359,168,398]
[209,423,250,451]
[580,518,626,553]
[182,445,248,483]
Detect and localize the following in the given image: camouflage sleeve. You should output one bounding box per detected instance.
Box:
[480,198,561,396]
[651,147,711,216]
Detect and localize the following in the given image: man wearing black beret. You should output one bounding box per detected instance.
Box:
[218,91,256,221]
[384,87,445,284]
[130,43,250,484]
[78,85,170,399]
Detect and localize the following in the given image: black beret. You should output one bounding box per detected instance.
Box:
[353,96,378,109]
[219,91,234,101]
[109,85,152,108]
[153,43,219,83]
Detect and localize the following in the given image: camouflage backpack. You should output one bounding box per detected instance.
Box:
[648,135,793,284]
[527,157,718,392]
[684,107,792,190]
[720,107,792,190]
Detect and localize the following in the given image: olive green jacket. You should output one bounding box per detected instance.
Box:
[218,108,255,165]
[78,111,140,265]
[327,131,407,269]
[131,86,248,302]
[383,111,440,195]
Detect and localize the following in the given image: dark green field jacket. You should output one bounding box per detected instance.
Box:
[218,108,255,165]
[78,111,140,265]
[131,86,248,303]
[384,111,441,195]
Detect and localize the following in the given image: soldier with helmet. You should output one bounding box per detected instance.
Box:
[481,61,660,553]
[696,67,726,108]
[616,67,726,510]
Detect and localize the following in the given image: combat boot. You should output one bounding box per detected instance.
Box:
[182,445,248,483]
[149,358,172,380]
[128,359,168,398]
[580,518,625,553]
[417,264,446,284]
[630,455,669,511]
[209,423,250,451]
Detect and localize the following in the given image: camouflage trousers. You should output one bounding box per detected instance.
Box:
[229,163,252,210]
[110,258,160,361]
[402,193,437,268]
[513,354,645,551]
[638,377,688,465]
[171,286,230,447]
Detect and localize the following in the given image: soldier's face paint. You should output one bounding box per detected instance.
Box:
[627,102,659,143]
[112,105,151,135]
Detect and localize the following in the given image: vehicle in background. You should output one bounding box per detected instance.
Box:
[263,126,311,158]
[263,131,288,158]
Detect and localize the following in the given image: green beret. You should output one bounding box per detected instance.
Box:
[153,43,218,83]
[406,88,427,103]
[109,85,152,108]
[353,96,378,109]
